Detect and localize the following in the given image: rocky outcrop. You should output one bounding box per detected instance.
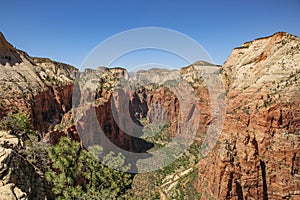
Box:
[197,32,300,199]
[0,131,53,200]
[0,32,22,65]
[0,183,27,200]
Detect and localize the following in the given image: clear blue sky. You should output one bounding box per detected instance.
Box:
[1,0,299,69]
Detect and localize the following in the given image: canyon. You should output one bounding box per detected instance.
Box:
[0,31,299,199]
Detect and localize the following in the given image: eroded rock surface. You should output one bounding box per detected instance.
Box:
[0,33,77,133]
[197,32,300,200]
[0,131,53,200]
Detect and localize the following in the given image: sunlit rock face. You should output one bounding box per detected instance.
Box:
[0,32,77,133]
[197,32,300,200]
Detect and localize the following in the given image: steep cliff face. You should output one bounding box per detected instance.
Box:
[0,33,77,133]
[197,32,300,199]
[71,65,214,157]
[32,83,74,133]
[0,32,22,65]
[70,68,176,153]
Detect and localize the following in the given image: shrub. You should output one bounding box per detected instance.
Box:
[0,109,36,138]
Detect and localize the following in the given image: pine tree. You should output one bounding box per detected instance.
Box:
[45,137,132,200]
[0,110,34,134]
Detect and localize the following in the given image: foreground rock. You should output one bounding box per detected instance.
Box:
[0,131,53,200]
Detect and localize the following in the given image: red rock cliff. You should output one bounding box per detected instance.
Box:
[0,33,77,134]
[197,32,300,199]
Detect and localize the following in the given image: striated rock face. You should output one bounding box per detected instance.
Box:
[32,83,74,133]
[0,32,77,133]
[197,32,300,199]
[0,33,22,65]
[72,65,215,157]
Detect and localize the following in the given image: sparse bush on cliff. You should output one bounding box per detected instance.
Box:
[20,135,50,173]
[0,109,49,173]
[0,110,37,148]
[0,109,35,136]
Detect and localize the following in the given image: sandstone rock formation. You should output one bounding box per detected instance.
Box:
[0,32,22,65]
[0,32,77,134]
[71,63,216,155]
[197,32,300,199]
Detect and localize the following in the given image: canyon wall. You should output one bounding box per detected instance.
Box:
[71,66,213,157]
[197,32,300,199]
[0,33,77,134]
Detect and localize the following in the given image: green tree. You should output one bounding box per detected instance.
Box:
[45,137,132,200]
[0,110,36,147]
[0,109,36,136]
